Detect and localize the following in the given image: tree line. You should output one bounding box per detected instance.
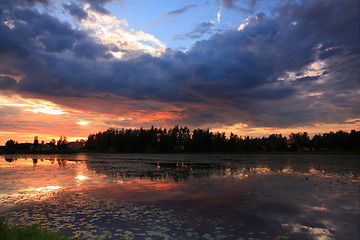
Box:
[1,136,85,153]
[1,127,359,153]
[85,126,360,153]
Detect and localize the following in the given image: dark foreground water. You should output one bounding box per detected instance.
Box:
[0,154,359,240]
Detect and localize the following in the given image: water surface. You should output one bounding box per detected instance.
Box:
[0,154,359,239]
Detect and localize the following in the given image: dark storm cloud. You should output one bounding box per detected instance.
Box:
[165,4,198,17]
[12,8,76,37]
[292,76,321,85]
[73,39,110,59]
[62,0,113,20]
[63,2,89,21]
[0,6,106,57]
[0,76,17,90]
[0,0,359,128]
[0,0,49,6]
[38,33,78,53]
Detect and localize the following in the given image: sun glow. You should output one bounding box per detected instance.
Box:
[77,121,90,125]
[25,105,65,115]
[75,175,88,180]
[212,121,360,138]
[0,95,67,115]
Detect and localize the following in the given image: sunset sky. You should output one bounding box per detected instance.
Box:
[0,0,359,145]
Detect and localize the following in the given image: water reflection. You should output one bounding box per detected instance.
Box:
[1,157,86,167]
[75,175,88,180]
[84,154,360,181]
[0,154,359,240]
[0,155,104,209]
[5,157,14,162]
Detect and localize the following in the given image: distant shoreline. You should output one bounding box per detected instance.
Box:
[1,149,359,155]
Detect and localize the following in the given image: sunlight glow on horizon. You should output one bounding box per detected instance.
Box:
[211,121,360,138]
[77,121,90,125]
[0,95,67,115]
[1,118,359,145]
[25,106,65,115]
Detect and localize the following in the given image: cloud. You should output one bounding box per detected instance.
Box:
[175,22,216,40]
[222,0,237,9]
[0,6,99,56]
[0,0,359,131]
[0,95,67,115]
[0,76,17,90]
[83,0,113,15]
[63,0,116,21]
[63,2,89,21]
[165,4,198,17]
[220,0,256,13]
[0,0,49,6]
[81,6,166,57]
[217,10,221,22]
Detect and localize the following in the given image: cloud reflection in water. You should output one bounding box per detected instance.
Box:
[0,154,359,239]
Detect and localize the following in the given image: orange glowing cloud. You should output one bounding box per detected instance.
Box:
[0,95,67,115]
[1,89,359,145]
[76,121,90,126]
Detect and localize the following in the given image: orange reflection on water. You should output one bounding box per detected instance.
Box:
[282,167,295,174]
[84,175,254,215]
[228,167,274,179]
[0,156,107,210]
[75,175,88,180]
[250,167,273,174]
[309,168,321,174]
[86,178,185,203]
[0,185,64,208]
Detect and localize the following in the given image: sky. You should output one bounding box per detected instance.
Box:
[0,0,359,144]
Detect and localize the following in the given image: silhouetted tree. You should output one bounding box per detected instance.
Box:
[289,132,311,151]
[349,130,360,150]
[5,139,16,148]
[191,128,214,152]
[57,136,68,150]
[311,134,322,151]
[33,136,39,146]
[262,134,287,151]
[49,139,56,148]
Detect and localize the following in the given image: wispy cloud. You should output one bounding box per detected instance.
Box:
[174,22,224,40]
[165,4,198,17]
[211,10,222,24]
[220,0,257,13]
[217,10,222,22]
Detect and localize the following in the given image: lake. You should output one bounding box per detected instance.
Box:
[0,153,359,240]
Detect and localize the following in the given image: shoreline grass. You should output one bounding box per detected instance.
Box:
[0,218,77,240]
